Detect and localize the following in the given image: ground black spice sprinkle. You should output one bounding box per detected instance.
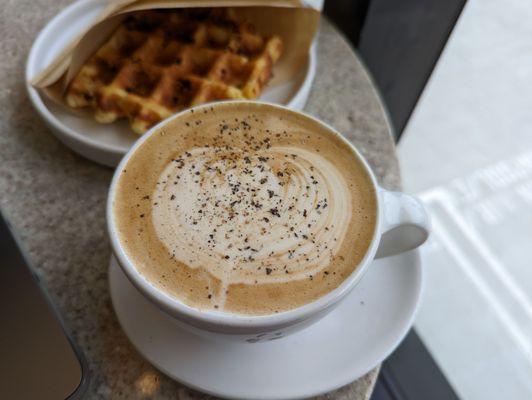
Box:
[142,110,348,295]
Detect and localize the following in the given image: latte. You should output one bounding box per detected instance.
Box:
[112,102,377,315]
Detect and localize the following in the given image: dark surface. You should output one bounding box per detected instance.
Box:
[325,0,466,140]
[0,211,87,400]
[371,330,461,400]
[323,0,370,46]
[358,0,466,138]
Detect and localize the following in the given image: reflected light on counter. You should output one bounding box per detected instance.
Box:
[135,370,160,396]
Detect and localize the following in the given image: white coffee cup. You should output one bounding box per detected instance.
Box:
[107,101,430,343]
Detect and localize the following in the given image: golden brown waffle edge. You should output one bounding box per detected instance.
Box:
[65,9,283,135]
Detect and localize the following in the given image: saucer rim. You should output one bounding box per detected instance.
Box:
[109,250,423,400]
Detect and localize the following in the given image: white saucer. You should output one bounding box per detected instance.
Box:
[25,0,317,167]
[109,250,422,400]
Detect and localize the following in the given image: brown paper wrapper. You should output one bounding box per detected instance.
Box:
[30,0,320,109]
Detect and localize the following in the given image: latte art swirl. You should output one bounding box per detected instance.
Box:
[152,145,352,306]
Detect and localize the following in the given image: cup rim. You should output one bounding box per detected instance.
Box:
[107,100,382,329]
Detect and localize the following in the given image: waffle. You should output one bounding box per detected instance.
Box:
[65,9,283,134]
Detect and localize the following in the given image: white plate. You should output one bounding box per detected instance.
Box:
[26,0,317,167]
[109,250,423,400]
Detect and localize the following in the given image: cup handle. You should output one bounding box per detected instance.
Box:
[375,188,430,259]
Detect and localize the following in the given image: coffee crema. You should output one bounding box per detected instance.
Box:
[113,103,377,315]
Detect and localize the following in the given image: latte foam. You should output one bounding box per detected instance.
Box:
[113,103,377,315]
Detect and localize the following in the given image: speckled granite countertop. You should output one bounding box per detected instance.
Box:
[0,1,399,398]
